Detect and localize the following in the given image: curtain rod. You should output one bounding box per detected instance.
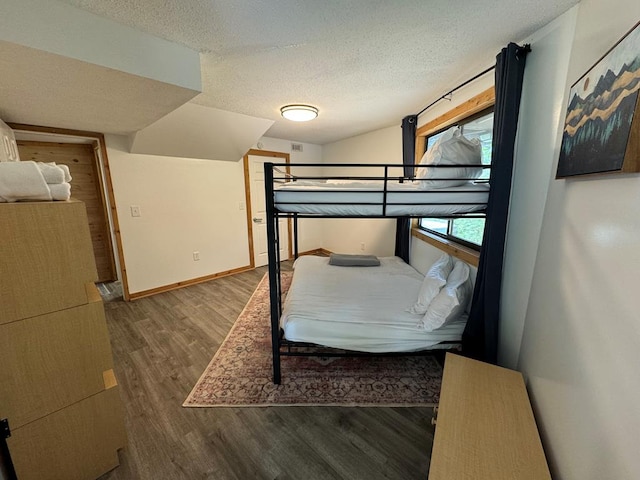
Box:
[414,42,531,119]
[415,64,495,118]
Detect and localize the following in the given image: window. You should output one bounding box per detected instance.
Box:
[418,109,494,249]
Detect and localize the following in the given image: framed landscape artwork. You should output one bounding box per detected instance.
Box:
[557,20,640,178]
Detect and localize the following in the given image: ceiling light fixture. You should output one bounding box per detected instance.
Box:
[280,104,318,122]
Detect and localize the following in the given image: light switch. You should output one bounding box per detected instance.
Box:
[130,205,141,217]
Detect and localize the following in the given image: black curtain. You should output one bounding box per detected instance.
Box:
[462,43,530,364]
[394,114,418,263]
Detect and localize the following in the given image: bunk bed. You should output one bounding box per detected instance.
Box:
[264,162,490,384]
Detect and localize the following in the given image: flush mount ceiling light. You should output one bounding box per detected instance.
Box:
[280,104,318,122]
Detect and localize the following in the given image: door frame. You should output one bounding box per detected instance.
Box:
[15,139,117,282]
[243,149,292,268]
[8,123,129,299]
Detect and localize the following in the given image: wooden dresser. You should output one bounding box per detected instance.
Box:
[429,353,551,480]
[0,200,126,480]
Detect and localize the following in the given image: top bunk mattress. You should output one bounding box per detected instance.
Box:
[281,255,466,352]
[273,180,489,216]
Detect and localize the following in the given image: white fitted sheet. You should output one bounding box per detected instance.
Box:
[281,255,466,352]
[274,180,489,216]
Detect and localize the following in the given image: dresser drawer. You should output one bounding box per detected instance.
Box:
[7,385,127,480]
[0,294,114,428]
[0,200,97,324]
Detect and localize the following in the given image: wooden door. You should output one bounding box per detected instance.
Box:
[17,141,117,282]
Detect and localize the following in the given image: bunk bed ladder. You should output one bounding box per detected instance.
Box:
[382,165,389,216]
[264,162,283,384]
[293,214,299,259]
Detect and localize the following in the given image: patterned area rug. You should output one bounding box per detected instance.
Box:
[183,273,443,407]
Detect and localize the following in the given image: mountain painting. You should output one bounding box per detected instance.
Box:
[557,21,640,178]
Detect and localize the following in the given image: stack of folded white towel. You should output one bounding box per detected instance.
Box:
[0,161,72,203]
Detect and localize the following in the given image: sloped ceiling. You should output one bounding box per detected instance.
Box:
[1,0,581,148]
[0,41,199,135]
[0,0,276,161]
[59,0,580,145]
[0,41,272,161]
[129,103,274,162]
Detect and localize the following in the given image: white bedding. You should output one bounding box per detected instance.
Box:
[274,180,489,216]
[281,255,466,352]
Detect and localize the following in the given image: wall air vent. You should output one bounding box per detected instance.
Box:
[291,143,303,152]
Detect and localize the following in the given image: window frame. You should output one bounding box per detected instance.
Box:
[411,87,495,262]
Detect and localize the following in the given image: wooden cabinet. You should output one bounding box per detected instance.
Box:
[0,200,98,324]
[429,353,551,480]
[0,200,126,480]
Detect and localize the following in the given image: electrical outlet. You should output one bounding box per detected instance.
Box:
[239,202,245,210]
[130,205,141,217]
[360,242,365,251]
[193,251,200,261]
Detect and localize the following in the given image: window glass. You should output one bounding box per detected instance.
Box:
[451,218,485,246]
[418,109,493,249]
[421,218,448,236]
[426,130,447,151]
[460,111,493,180]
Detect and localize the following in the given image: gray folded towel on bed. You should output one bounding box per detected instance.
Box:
[329,253,381,266]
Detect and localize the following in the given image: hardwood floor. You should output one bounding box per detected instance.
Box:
[99,263,436,480]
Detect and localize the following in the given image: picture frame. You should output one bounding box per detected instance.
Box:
[556,20,640,178]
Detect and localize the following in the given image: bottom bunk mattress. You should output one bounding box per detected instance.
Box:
[280,255,466,352]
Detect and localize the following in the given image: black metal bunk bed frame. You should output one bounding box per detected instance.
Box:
[264,161,490,384]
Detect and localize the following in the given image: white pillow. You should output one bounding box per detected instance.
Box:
[422,260,471,332]
[415,126,483,188]
[408,254,453,314]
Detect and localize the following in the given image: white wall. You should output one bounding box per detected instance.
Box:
[416,76,495,128]
[107,135,249,294]
[513,0,640,478]
[106,134,323,295]
[320,126,402,256]
[499,8,579,368]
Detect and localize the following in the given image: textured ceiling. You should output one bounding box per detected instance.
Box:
[57,0,579,144]
[0,41,199,135]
